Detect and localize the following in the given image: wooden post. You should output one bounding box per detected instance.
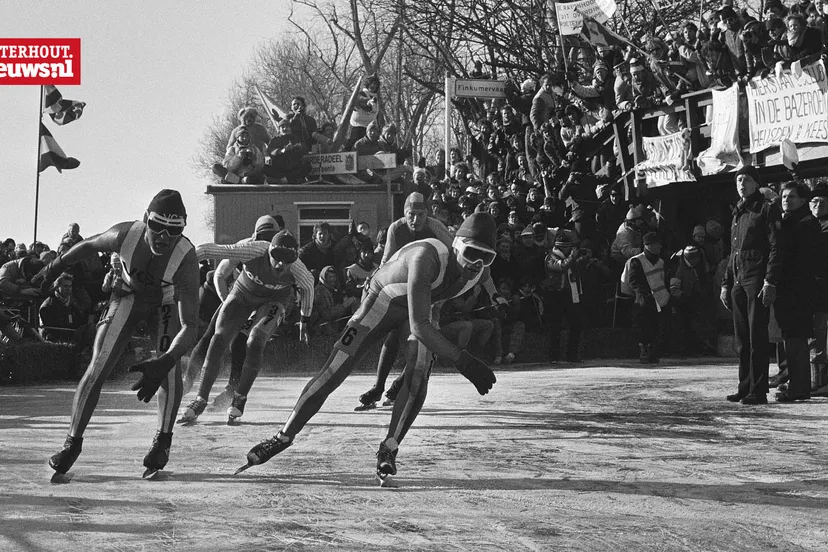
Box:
[333,75,365,151]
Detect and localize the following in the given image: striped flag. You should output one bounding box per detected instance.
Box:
[39,123,80,173]
[254,84,289,129]
[43,85,86,125]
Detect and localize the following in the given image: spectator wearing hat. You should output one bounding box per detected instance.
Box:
[39,272,94,347]
[610,204,649,265]
[568,59,617,115]
[740,14,768,79]
[629,57,666,111]
[227,107,270,155]
[345,239,378,304]
[491,237,520,287]
[61,223,83,249]
[543,233,586,363]
[669,245,712,356]
[721,165,782,405]
[809,183,828,396]
[718,6,748,76]
[263,118,311,183]
[312,266,356,336]
[676,21,712,89]
[470,117,498,177]
[213,128,266,184]
[596,187,627,252]
[514,225,546,286]
[772,182,820,402]
[621,232,670,363]
[614,60,635,112]
[765,0,788,20]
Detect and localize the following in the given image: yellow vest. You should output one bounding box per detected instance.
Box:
[620,252,670,309]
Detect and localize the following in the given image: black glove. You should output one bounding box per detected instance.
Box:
[32,255,66,295]
[129,355,176,402]
[456,350,496,395]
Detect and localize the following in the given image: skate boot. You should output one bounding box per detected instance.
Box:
[227,393,247,425]
[383,378,403,407]
[235,431,294,473]
[49,435,83,475]
[211,384,236,409]
[376,438,398,485]
[177,396,207,425]
[355,385,383,411]
[142,431,172,479]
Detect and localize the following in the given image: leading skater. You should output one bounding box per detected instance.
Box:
[238,213,499,480]
[39,189,200,479]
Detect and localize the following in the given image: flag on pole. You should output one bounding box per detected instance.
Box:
[42,85,86,125]
[254,84,289,129]
[579,14,636,51]
[39,123,80,173]
[554,0,617,35]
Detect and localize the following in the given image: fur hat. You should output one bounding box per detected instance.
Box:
[455,213,497,249]
[147,189,187,220]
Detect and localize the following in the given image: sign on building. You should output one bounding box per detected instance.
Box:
[304,152,357,175]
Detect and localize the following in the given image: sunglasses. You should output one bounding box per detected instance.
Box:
[459,243,497,267]
[270,247,298,265]
[147,218,185,236]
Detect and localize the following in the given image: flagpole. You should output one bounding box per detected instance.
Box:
[34,85,43,243]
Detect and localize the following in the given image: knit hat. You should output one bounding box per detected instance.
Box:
[736,165,761,185]
[455,213,497,249]
[593,60,609,75]
[404,192,426,213]
[269,230,298,264]
[554,233,573,247]
[717,5,738,19]
[532,222,547,239]
[643,232,661,245]
[253,215,278,241]
[147,189,187,222]
[630,58,646,74]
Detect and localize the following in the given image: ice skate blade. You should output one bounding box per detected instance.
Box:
[50,472,72,484]
[234,462,253,475]
[354,402,378,411]
[382,399,395,406]
[176,416,197,426]
[142,468,162,480]
[375,471,395,487]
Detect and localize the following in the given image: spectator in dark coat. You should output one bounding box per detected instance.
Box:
[721,166,782,405]
[773,182,820,402]
[299,222,336,283]
[809,183,828,396]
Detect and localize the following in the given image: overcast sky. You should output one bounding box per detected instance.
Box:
[1,1,294,248]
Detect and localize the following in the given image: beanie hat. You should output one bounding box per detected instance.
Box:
[532,222,547,239]
[404,192,426,213]
[269,230,299,264]
[253,215,278,241]
[554,233,573,247]
[705,219,723,239]
[147,189,187,222]
[455,213,497,249]
[626,205,644,221]
[643,232,661,245]
[736,165,761,185]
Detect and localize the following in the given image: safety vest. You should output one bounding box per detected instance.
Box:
[620,252,670,309]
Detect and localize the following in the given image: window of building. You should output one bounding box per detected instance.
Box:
[295,202,354,246]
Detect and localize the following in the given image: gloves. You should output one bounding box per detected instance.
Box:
[129,355,176,402]
[758,282,776,307]
[456,350,496,395]
[32,255,66,295]
[298,321,309,345]
[720,286,732,311]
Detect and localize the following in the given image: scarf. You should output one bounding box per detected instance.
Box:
[787,27,806,47]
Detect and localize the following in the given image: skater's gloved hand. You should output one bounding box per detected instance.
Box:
[129,355,176,402]
[456,350,497,395]
[299,321,309,345]
[719,286,732,311]
[32,255,66,295]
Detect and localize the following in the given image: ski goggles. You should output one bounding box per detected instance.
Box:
[455,238,496,267]
[269,246,298,265]
[146,211,186,236]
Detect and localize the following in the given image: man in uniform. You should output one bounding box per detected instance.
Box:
[40,189,200,479]
[239,213,499,479]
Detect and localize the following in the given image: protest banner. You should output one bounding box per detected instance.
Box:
[697,83,743,175]
[553,0,617,36]
[746,60,828,153]
[636,129,696,187]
